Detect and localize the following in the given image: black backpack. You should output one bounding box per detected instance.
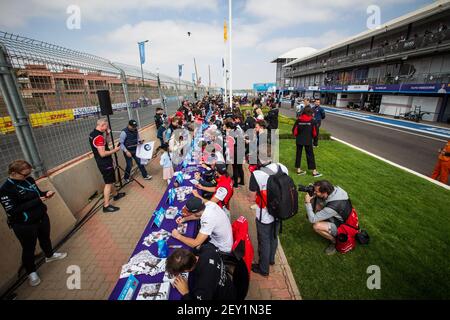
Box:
[258,165,298,221]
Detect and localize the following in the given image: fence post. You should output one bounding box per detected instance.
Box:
[0,44,45,177]
[157,74,168,115]
[175,82,181,107]
[110,63,132,121]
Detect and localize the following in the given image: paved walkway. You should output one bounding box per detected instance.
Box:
[12,156,301,300]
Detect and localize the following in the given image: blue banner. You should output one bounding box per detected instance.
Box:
[178,64,183,78]
[253,83,276,92]
[138,42,146,65]
[192,73,195,83]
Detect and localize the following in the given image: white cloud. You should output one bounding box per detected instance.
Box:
[257,31,348,56]
[92,20,229,87]
[89,17,281,89]
[244,0,415,27]
[0,0,219,28]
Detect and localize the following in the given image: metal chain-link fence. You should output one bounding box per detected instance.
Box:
[0,31,214,181]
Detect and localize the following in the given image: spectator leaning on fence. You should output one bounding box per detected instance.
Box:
[120,119,152,183]
[89,118,126,213]
[0,160,67,287]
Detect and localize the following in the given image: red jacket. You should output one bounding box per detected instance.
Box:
[232,216,254,275]
[215,175,234,209]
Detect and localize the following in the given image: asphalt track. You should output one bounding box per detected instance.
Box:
[279,104,447,180]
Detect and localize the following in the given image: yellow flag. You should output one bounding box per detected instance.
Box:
[224,19,228,42]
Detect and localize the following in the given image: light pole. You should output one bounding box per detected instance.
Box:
[137,39,149,127]
[187,31,200,100]
[178,64,184,105]
[156,67,167,116]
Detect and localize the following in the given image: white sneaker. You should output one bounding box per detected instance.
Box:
[28,272,41,287]
[144,175,152,180]
[45,252,67,263]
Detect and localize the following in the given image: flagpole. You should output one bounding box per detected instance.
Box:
[228,0,233,109]
[223,58,226,104]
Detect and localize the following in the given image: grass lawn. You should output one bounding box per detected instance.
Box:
[277,120,450,299]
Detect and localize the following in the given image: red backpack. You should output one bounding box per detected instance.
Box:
[335,208,360,254]
[231,216,254,275]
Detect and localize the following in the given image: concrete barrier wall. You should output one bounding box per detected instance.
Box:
[0,124,158,296]
[0,177,76,295]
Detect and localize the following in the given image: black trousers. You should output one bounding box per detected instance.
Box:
[12,213,53,275]
[232,163,244,186]
[295,144,316,170]
[313,121,321,146]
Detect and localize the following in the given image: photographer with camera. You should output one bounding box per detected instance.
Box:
[301,180,353,255]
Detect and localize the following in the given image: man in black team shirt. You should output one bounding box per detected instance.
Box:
[166,245,236,300]
[89,118,126,213]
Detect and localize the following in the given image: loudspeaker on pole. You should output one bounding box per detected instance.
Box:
[97,90,113,115]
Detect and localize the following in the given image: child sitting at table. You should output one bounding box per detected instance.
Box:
[159,144,174,184]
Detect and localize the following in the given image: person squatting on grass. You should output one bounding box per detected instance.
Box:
[304,180,351,255]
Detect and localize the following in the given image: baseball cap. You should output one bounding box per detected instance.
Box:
[215,162,227,175]
[128,120,138,127]
[184,197,205,214]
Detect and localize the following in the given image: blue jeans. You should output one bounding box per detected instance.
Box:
[124,152,148,179]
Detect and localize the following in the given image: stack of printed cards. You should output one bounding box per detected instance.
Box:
[162,271,188,285]
[142,229,171,247]
[165,206,179,219]
[174,186,193,202]
[120,250,166,279]
[136,282,170,300]
[177,223,188,235]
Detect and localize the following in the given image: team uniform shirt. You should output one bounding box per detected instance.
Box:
[199,202,233,253]
[182,244,236,301]
[89,129,113,170]
[249,163,288,224]
[0,177,48,225]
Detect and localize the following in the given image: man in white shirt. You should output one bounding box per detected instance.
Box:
[171,197,233,253]
[248,160,288,276]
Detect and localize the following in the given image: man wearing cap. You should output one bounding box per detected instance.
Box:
[171,197,233,253]
[192,163,234,219]
[120,120,152,183]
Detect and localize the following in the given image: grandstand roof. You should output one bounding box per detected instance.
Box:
[271,47,317,63]
[284,0,450,68]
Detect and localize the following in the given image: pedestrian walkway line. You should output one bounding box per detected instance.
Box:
[323,107,450,139]
[331,136,450,190]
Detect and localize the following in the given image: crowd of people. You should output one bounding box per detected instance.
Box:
[0,92,363,300]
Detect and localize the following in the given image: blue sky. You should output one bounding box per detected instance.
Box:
[0,0,433,89]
